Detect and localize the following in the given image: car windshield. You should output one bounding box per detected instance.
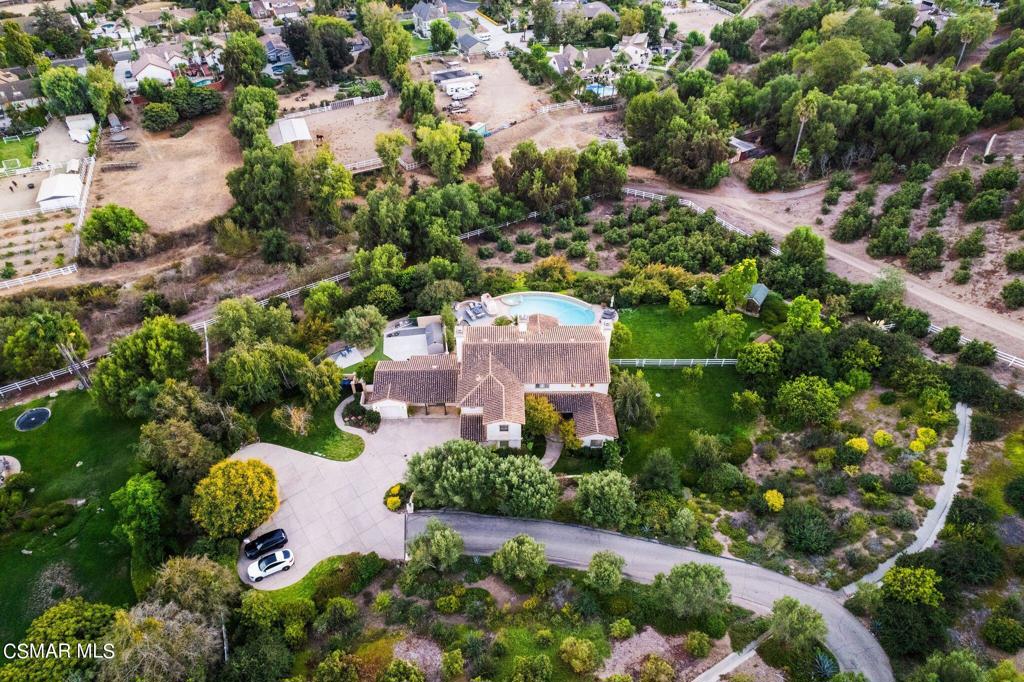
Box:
[258,555,278,571]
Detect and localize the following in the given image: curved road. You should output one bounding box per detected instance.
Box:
[407,511,894,682]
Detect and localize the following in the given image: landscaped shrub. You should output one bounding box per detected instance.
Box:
[970,413,1001,441]
[980,163,1020,192]
[929,326,962,354]
[748,156,779,192]
[1003,279,1024,309]
[887,471,918,495]
[477,246,495,259]
[891,508,917,529]
[609,618,636,639]
[1006,476,1024,516]
[959,340,997,366]
[953,227,987,258]
[141,102,179,132]
[964,190,1007,221]
[685,631,712,657]
[982,615,1024,652]
[780,503,835,555]
[558,636,596,673]
[1007,249,1024,272]
[513,249,532,264]
[935,169,974,202]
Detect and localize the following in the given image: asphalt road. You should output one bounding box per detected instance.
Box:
[406,512,895,682]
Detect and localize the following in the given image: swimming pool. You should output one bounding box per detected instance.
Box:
[499,293,596,325]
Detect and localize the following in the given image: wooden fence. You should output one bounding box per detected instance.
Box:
[281,93,388,120]
[612,358,738,367]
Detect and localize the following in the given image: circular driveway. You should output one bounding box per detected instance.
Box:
[234,412,460,589]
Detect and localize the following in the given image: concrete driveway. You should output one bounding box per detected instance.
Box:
[408,512,894,682]
[235,410,460,589]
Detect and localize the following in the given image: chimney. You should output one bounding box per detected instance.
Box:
[455,323,465,361]
[517,315,527,333]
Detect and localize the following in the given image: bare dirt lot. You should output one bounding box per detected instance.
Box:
[664,4,729,39]
[301,94,414,166]
[90,108,239,235]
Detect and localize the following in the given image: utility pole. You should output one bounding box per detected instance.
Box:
[58,343,92,390]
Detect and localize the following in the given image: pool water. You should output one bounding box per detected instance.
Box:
[501,293,596,325]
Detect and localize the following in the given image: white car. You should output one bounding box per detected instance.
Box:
[247,549,294,582]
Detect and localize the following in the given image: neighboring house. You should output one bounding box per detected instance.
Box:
[260,34,293,64]
[457,33,487,57]
[348,30,371,57]
[412,0,447,38]
[0,78,42,115]
[251,0,307,19]
[125,7,197,29]
[745,283,770,316]
[549,44,611,76]
[448,14,471,33]
[552,0,617,21]
[365,314,618,449]
[36,174,83,211]
[615,32,650,68]
[130,52,176,84]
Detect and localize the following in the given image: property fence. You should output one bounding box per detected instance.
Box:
[622,187,783,256]
[344,156,423,175]
[0,160,61,179]
[71,156,97,258]
[0,201,77,223]
[0,264,78,293]
[925,323,1024,368]
[281,92,389,120]
[0,353,92,399]
[612,358,738,367]
[412,50,460,61]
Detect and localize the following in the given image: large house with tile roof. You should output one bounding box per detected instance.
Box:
[364,314,617,449]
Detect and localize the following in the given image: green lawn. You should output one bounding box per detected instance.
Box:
[622,368,751,475]
[402,25,433,55]
[263,554,343,606]
[257,401,364,461]
[0,391,141,643]
[0,136,36,169]
[974,430,1024,516]
[615,304,764,359]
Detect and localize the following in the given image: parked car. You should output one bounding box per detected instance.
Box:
[243,529,288,559]
[247,549,294,582]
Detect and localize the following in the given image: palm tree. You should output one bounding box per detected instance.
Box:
[792,95,817,165]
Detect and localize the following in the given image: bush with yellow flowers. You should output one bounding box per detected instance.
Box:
[846,437,869,454]
[763,489,785,512]
[873,430,895,448]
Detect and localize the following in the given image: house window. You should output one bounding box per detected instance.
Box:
[535,383,549,389]
[590,439,602,448]
[499,424,509,432]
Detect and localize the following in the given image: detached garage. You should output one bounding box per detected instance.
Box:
[363,355,459,419]
[36,173,83,211]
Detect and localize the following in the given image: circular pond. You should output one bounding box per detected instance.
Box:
[15,407,51,432]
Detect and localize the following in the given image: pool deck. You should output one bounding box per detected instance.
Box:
[454,291,614,327]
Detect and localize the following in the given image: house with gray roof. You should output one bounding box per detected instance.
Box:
[552,0,617,21]
[412,0,448,38]
[456,32,487,57]
[365,314,617,449]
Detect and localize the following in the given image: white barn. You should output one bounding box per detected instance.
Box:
[36,174,83,211]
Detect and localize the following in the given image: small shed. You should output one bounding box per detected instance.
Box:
[65,113,97,132]
[745,283,770,315]
[267,118,311,147]
[728,136,758,164]
[36,173,83,211]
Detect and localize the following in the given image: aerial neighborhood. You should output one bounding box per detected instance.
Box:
[2,0,1024,679]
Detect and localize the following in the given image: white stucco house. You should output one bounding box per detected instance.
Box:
[131,53,176,84]
[364,314,617,449]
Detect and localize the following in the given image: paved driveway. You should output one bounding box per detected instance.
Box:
[407,512,895,682]
[235,412,460,589]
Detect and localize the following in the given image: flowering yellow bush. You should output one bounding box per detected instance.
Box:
[843,465,860,478]
[916,427,938,449]
[873,430,895,448]
[763,489,785,512]
[846,437,869,454]
[522,596,541,611]
[909,439,926,453]
[389,484,401,495]
[385,496,402,511]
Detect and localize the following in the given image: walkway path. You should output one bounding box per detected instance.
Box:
[539,438,562,469]
[233,413,460,589]
[845,402,972,592]
[407,512,895,682]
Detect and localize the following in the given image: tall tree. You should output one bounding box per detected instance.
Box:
[374,130,409,183]
[299,146,354,228]
[226,138,299,232]
[222,32,268,85]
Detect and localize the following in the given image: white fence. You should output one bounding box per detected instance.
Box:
[0,356,94,399]
[926,323,1024,368]
[0,161,60,179]
[72,156,96,258]
[0,264,78,292]
[344,156,423,174]
[612,358,738,367]
[412,50,460,61]
[282,92,388,120]
[0,200,77,223]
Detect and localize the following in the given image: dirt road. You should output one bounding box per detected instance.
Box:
[631,172,1024,357]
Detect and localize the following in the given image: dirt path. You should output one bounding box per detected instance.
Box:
[630,172,1024,357]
